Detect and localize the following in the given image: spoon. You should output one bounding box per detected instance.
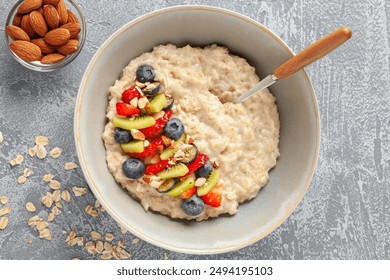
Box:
[236,26,352,103]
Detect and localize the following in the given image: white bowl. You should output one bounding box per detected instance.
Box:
[74,5,320,254]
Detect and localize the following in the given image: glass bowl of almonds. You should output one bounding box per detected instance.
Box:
[5,0,86,72]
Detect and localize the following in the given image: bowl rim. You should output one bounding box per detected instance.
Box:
[4,0,87,72]
[74,5,321,254]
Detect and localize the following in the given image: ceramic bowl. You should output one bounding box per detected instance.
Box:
[74,5,320,254]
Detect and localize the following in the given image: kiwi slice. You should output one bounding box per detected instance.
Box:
[157,163,189,180]
[157,179,176,193]
[166,176,195,197]
[113,115,155,130]
[147,93,167,113]
[197,170,220,197]
[121,140,144,153]
[160,133,186,160]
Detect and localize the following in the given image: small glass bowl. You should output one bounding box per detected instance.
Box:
[5,0,86,72]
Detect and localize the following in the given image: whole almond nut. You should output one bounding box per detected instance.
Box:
[30,11,48,37]
[57,39,78,55]
[17,0,43,14]
[10,40,42,61]
[43,5,60,29]
[56,0,68,25]
[13,13,23,27]
[60,22,80,39]
[43,0,60,5]
[44,28,70,46]
[6,25,30,41]
[21,14,36,38]
[66,9,79,24]
[31,38,57,54]
[41,53,65,64]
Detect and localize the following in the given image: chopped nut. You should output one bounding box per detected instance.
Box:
[0,196,8,205]
[143,140,150,147]
[17,175,27,184]
[130,129,145,140]
[72,186,87,196]
[135,86,144,96]
[25,202,36,212]
[0,205,11,216]
[36,144,47,159]
[150,180,162,189]
[137,97,149,109]
[130,97,138,107]
[161,135,173,146]
[49,147,63,158]
[195,177,207,187]
[61,190,71,202]
[135,81,146,88]
[152,110,165,120]
[212,160,220,169]
[65,162,78,170]
[0,217,9,230]
[35,136,49,146]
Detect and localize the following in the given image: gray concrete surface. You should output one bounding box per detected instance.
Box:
[0,0,389,259]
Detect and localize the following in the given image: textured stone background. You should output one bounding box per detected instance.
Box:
[0,0,389,260]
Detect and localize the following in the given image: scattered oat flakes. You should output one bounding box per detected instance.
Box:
[105,233,114,242]
[25,202,36,212]
[28,147,36,157]
[37,220,49,231]
[0,205,11,216]
[72,186,87,196]
[96,241,104,254]
[104,242,113,252]
[35,136,49,146]
[100,252,113,260]
[47,213,55,222]
[23,168,31,177]
[65,162,78,170]
[90,231,101,241]
[49,147,63,159]
[51,206,61,216]
[41,192,53,208]
[0,196,8,205]
[67,232,84,247]
[36,144,47,159]
[118,223,128,234]
[72,258,81,260]
[10,154,24,166]
[132,238,140,244]
[17,175,27,184]
[52,190,61,202]
[94,199,101,208]
[61,190,71,202]
[55,201,63,209]
[49,180,61,190]
[43,174,55,182]
[0,217,9,230]
[39,228,52,240]
[0,132,3,144]
[85,205,98,217]
[28,215,43,227]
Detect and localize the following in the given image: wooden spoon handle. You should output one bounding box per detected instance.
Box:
[273,26,352,80]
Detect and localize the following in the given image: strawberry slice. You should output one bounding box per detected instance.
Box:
[182,153,209,177]
[116,102,141,117]
[122,86,142,104]
[144,159,170,175]
[201,184,222,207]
[128,137,164,159]
[181,186,197,200]
[140,110,173,138]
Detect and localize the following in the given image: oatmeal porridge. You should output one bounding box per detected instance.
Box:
[102,44,280,221]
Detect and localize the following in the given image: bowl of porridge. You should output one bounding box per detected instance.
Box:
[75,5,320,254]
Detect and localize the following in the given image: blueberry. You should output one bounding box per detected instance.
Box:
[181,195,204,216]
[114,128,133,143]
[195,160,213,178]
[163,118,184,140]
[122,158,145,179]
[136,64,155,83]
[143,83,161,98]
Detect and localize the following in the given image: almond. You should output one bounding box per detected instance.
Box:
[41,53,65,64]
[56,0,68,25]
[66,9,79,24]
[43,0,60,5]
[9,40,42,61]
[17,0,43,14]
[30,11,48,37]
[13,13,23,27]
[43,5,60,29]
[21,14,36,38]
[37,7,44,14]
[57,39,78,55]
[60,22,80,39]
[44,28,70,46]
[31,38,56,54]
[6,25,30,41]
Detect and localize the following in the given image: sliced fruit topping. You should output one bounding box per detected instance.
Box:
[178,144,198,164]
[163,96,174,111]
[113,115,156,130]
[181,195,204,216]
[157,163,189,180]
[122,86,142,104]
[120,140,144,153]
[143,82,161,97]
[181,186,197,200]
[128,137,164,159]
[157,179,175,193]
[201,184,222,207]
[144,159,170,175]
[146,93,167,114]
[160,133,186,160]
[163,118,185,140]
[195,160,213,178]
[122,158,145,179]
[136,64,155,83]
[166,176,195,197]
[197,170,220,197]
[183,153,209,177]
[116,102,141,117]
[114,128,133,144]
[140,109,172,139]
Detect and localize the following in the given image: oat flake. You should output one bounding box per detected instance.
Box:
[0,205,11,216]
[65,162,78,170]
[0,217,9,229]
[0,196,8,205]
[47,213,55,222]
[10,154,24,166]
[90,231,101,241]
[41,192,53,208]
[35,136,49,146]
[17,175,27,184]
[36,144,47,159]
[43,174,55,182]
[105,233,114,242]
[23,168,31,177]
[25,202,36,212]
[72,186,87,197]
[49,147,63,159]
[28,147,36,157]
[61,190,71,202]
